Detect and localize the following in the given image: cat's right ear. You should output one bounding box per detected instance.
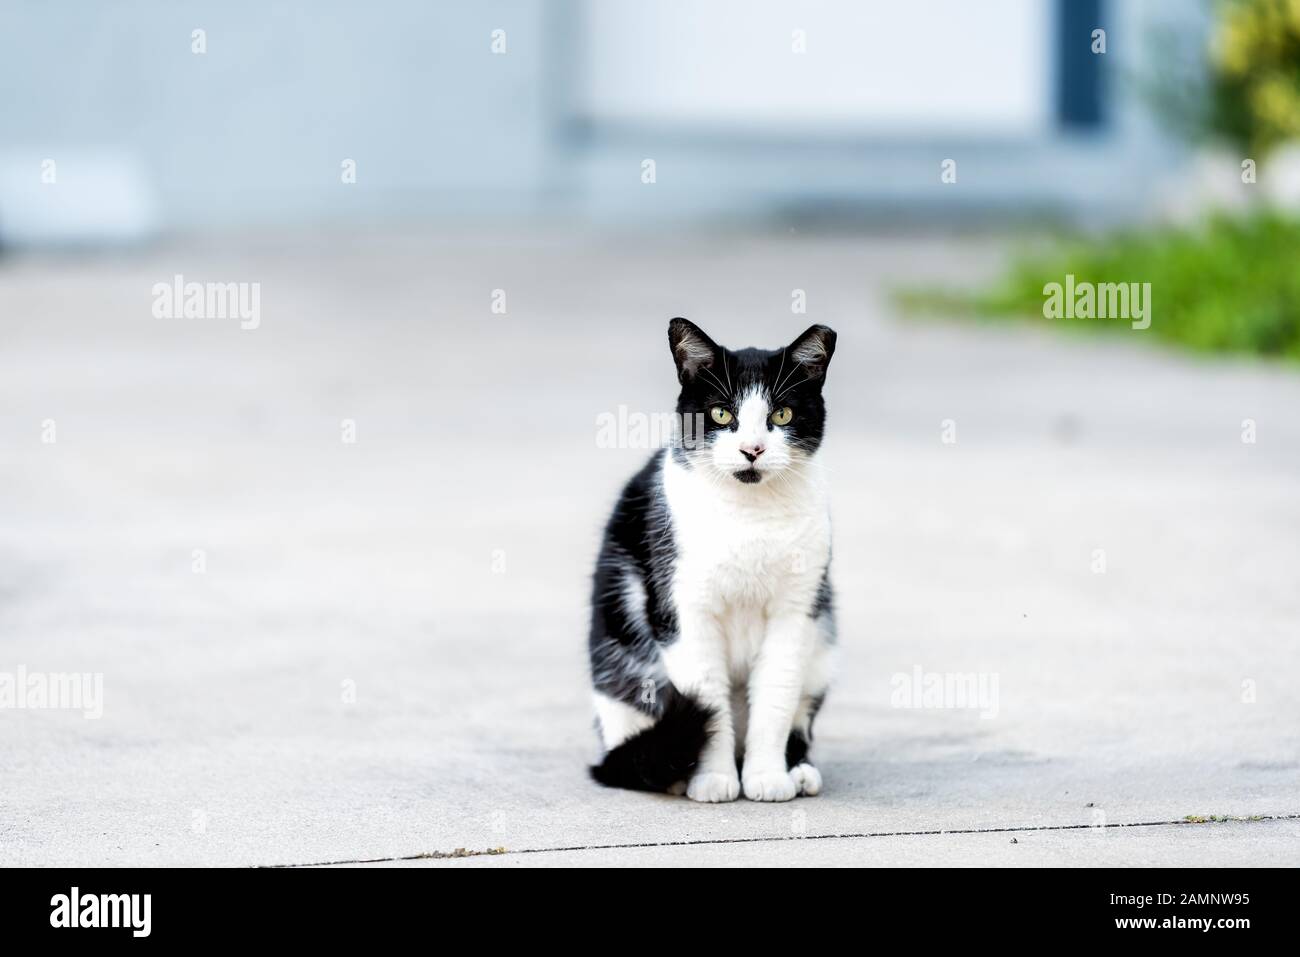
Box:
[668,318,719,385]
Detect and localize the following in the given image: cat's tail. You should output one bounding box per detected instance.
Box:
[589,688,712,793]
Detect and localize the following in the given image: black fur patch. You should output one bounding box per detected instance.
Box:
[786,694,825,768]
[589,689,713,792]
[811,567,834,620]
[588,451,678,709]
[785,730,810,769]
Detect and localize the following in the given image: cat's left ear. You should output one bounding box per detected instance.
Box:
[786,324,837,383]
[668,317,721,384]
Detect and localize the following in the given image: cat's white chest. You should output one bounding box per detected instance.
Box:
[662,455,830,616]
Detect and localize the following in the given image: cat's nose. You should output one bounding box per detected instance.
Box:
[740,444,765,462]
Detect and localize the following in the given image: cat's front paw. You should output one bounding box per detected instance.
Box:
[686,770,741,803]
[789,762,822,796]
[742,767,798,802]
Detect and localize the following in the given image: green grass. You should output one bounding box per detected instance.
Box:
[898,213,1300,360]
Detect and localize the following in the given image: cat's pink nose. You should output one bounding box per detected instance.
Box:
[740,444,765,462]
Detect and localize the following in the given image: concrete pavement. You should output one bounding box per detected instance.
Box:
[2,229,1298,866]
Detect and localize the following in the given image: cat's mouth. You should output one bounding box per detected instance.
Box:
[733,468,763,484]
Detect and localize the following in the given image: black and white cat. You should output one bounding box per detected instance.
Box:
[589,318,837,803]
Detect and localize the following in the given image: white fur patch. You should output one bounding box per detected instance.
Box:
[593,692,655,750]
[663,450,830,619]
[618,569,652,641]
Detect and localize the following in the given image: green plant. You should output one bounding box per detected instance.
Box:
[899,213,1300,359]
[1143,1,1300,160]
[1211,0,1300,157]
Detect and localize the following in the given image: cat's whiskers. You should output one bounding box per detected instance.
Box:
[698,366,732,400]
[774,371,817,402]
[772,355,806,398]
[773,464,812,498]
[795,454,836,476]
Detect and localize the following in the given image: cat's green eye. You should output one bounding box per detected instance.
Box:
[771,406,794,426]
[710,407,733,425]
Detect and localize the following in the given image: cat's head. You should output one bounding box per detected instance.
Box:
[668,318,836,485]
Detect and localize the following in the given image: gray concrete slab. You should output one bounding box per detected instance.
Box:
[2,230,1298,867]
[360,818,1300,868]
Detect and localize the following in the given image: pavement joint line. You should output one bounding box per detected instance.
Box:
[270,811,1300,868]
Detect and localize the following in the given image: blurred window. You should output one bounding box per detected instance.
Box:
[577,0,1055,136]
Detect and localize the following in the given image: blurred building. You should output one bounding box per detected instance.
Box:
[0,0,1199,242]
